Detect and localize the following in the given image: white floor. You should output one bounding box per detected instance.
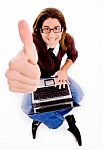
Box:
[0,0,103,149]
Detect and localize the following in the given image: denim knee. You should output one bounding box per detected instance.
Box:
[21,94,32,115]
[73,86,84,103]
[69,77,84,104]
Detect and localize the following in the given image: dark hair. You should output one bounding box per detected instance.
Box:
[33,7,67,49]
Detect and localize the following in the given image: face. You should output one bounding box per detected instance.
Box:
[40,18,63,48]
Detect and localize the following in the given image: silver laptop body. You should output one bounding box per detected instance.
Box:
[32,78,73,114]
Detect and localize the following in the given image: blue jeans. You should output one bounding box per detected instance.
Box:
[21,77,84,129]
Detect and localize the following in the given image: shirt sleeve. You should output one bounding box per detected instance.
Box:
[66,35,78,63]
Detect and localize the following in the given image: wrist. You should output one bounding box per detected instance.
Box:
[61,67,68,73]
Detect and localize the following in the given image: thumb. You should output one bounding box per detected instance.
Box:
[51,71,58,77]
[18,20,38,64]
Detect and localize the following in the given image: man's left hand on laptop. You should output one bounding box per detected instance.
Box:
[51,69,68,89]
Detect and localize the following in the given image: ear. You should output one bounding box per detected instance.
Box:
[40,29,43,34]
[61,27,64,33]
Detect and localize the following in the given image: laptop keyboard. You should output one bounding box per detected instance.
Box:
[33,84,70,100]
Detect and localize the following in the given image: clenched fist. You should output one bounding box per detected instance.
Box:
[5,20,41,93]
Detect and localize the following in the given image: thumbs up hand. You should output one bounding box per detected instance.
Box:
[5,20,41,93]
[18,20,38,65]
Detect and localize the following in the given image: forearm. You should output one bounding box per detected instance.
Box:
[61,59,73,72]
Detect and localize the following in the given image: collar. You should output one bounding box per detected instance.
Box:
[47,43,59,56]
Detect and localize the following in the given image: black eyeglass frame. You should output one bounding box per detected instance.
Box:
[40,26,62,34]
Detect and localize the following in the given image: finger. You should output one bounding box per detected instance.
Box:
[51,72,58,77]
[8,80,38,93]
[5,69,40,86]
[9,56,40,79]
[59,79,64,89]
[62,79,67,88]
[9,87,34,93]
[59,82,62,89]
[66,80,70,85]
[54,77,58,87]
[18,20,38,64]
[55,78,62,89]
[63,83,66,88]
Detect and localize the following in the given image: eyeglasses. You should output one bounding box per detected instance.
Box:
[41,26,62,34]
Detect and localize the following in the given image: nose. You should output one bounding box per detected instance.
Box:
[48,30,56,37]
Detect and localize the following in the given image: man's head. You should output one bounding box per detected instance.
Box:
[33,8,67,48]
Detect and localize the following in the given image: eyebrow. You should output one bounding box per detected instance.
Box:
[43,25,61,28]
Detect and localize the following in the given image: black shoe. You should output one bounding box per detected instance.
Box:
[32,120,41,139]
[65,115,82,146]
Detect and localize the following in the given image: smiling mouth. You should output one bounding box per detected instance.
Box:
[48,38,55,41]
[47,38,57,42]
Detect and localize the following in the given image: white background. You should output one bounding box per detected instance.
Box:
[0,0,103,149]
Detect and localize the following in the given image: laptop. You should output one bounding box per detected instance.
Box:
[31,77,74,114]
